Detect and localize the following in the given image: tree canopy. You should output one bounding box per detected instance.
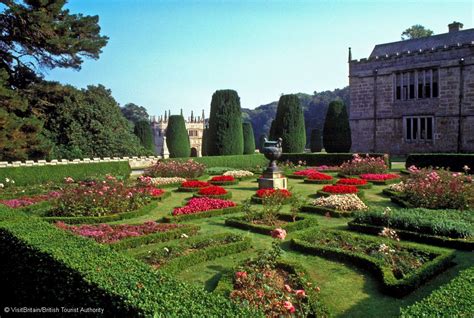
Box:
[401,24,434,40]
[121,103,150,125]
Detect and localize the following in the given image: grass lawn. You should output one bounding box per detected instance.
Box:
[115,174,473,318]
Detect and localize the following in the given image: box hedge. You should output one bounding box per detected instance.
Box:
[400,266,474,317]
[405,153,474,172]
[279,153,390,168]
[0,161,131,186]
[0,215,257,316]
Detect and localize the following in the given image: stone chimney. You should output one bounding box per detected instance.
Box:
[448,21,463,33]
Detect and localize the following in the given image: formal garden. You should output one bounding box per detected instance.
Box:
[0,152,472,317]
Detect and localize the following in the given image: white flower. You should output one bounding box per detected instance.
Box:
[463,165,470,172]
[149,177,186,186]
[164,247,170,253]
[5,178,10,183]
[0,183,4,188]
[223,170,254,178]
[180,233,189,239]
[312,194,368,211]
[11,180,14,184]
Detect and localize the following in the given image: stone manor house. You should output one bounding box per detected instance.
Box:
[349,22,474,155]
[150,110,206,157]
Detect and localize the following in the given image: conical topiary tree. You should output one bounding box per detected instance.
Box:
[242,122,256,154]
[201,127,209,156]
[323,100,351,153]
[133,120,155,153]
[272,94,306,153]
[207,89,244,156]
[166,115,190,158]
[310,128,322,152]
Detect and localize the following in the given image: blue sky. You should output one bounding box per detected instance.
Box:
[46,0,473,116]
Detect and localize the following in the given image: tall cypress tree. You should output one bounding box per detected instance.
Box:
[242,122,256,154]
[166,115,190,158]
[207,89,244,156]
[201,127,209,156]
[134,120,155,153]
[272,94,306,153]
[310,129,323,152]
[323,100,351,153]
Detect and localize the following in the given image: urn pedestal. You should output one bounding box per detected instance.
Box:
[258,138,288,190]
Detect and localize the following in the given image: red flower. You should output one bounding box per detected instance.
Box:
[360,173,399,181]
[172,197,236,216]
[336,178,367,185]
[235,271,247,279]
[256,188,292,198]
[322,185,358,194]
[181,180,210,188]
[210,175,235,182]
[147,187,165,197]
[283,301,295,313]
[198,186,227,196]
[293,169,318,176]
[307,172,333,180]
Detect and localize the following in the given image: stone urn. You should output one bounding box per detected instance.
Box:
[262,138,283,173]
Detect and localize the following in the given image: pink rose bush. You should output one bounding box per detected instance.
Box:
[145,159,205,178]
[56,221,182,243]
[172,197,236,216]
[270,228,287,240]
[340,154,388,175]
[360,173,399,181]
[0,191,61,208]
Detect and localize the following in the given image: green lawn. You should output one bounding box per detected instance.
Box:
[115,174,473,318]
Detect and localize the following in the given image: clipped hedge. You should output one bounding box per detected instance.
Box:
[0,161,131,186]
[400,266,474,317]
[162,205,242,223]
[300,205,362,218]
[279,153,390,168]
[290,229,454,297]
[0,217,257,316]
[406,153,474,172]
[225,213,318,235]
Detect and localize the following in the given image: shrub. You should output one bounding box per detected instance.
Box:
[340,154,388,175]
[323,100,351,152]
[405,153,474,173]
[145,159,205,178]
[133,120,155,152]
[402,167,472,209]
[0,191,61,208]
[400,266,474,317]
[242,122,256,154]
[172,197,236,216]
[166,115,191,158]
[271,94,306,153]
[310,128,323,152]
[201,127,209,156]
[0,162,131,186]
[207,89,244,156]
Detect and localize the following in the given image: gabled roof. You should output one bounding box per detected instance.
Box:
[370,28,474,58]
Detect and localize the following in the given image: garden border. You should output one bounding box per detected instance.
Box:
[300,205,361,218]
[162,205,242,223]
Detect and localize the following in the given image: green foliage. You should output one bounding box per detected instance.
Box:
[243,88,350,149]
[121,103,150,125]
[323,100,351,153]
[165,115,191,158]
[292,229,454,297]
[279,153,390,167]
[0,217,254,316]
[0,162,130,186]
[133,120,155,152]
[352,208,474,240]
[208,90,244,156]
[310,129,323,152]
[400,266,474,317]
[242,122,256,154]
[272,94,306,153]
[205,166,233,175]
[401,24,434,40]
[201,127,209,156]
[406,153,474,172]
[179,154,268,170]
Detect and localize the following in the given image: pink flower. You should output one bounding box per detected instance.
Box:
[283,301,295,313]
[235,271,247,279]
[284,284,292,292]
[295,289,306,297]
[271,228,287,240]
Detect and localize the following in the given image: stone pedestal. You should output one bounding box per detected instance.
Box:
[258,170,288,190]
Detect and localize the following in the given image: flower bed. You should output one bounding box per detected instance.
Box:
[225,213,317,236]
[193,186,232,199]
[336,178,372,188]
[360,173,400,185]
[134,233,251,274]
[138,176,186,188]
[0,191,61,208]
[289,168,318,179]
[340,154,389,175]
[315,165,340,172]
[303,172,334,184]
[145,159,205,178]
[223,170,254,180]
[251,188,292,204]
[177,180,211,192]
[163,197,240,222]
[55,221,185,244]
[209,175,239,186]
[300,194,368,217]
[317,185,363,198]
[291,229,455,297]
